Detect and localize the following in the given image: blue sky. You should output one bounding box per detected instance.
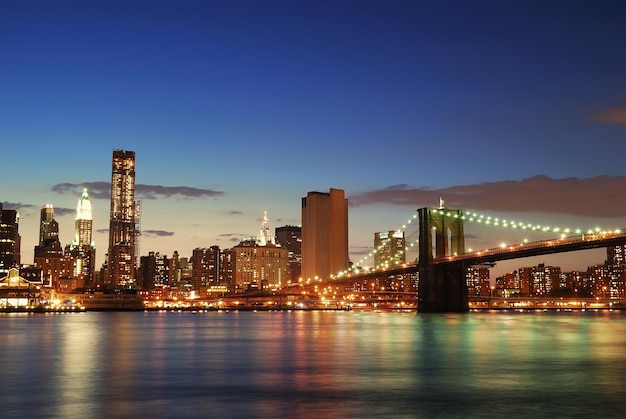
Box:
[2,0,626,278]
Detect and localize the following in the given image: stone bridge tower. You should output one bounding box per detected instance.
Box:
[417,207,469,312]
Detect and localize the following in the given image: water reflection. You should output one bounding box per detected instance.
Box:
[1,310,626,418]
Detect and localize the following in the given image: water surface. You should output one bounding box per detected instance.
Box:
[1,310,625,418]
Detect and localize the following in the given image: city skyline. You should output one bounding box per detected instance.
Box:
[3,1,626,278]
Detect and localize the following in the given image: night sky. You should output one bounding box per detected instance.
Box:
[2,0,626,278]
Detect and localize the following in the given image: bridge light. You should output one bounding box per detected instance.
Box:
[500,243,506,248]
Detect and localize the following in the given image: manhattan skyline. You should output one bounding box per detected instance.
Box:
[2,1,626,278]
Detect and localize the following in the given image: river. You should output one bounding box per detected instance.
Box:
[1,310,625,418]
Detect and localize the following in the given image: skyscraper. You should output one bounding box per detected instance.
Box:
[66,189,96,286]
[0,203,20,276]
[606,245,626,298]
[38,204,58,247]
[191,246,221,292]
[373,230,406,270]
[301,188,348,281]
[108,149,137,286]
[34,204,62,258]
[275,225,302,284]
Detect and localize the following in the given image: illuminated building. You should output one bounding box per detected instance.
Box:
[65,190,96,286]
[518,263,561,296]
[373,230,405,270]
[228,213,288,291]
[33,204,70,289]
[275,225,301,284]
[606,245,626,298]
[466,265,491,296]
[301,188,348,281]
[107,149,137,286]
[34,204,62,259]
[191,246,221,292]
[0,268,41,308]
[257,211,274,246]
[138,252,169,289]
[168,251,191,287]
[230,239,288,291]
[38,204,58,247]
[0,203,20,276]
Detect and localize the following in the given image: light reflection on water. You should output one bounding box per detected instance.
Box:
[1,310,626,418]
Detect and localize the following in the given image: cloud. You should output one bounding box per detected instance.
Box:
[52,182,224,200]
[223,210,243,216]
[218,233,245,243]
[590,104,626,124]
[53,207,75,217]
[142,230,175,237]
[135,184,224,200]
[349,175,626,218]
[349,246,372,256]
[52,182,110,199]
[1,202,39,212]
[2,201,77,218]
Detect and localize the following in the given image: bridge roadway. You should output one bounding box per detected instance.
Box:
[297,230,626,302]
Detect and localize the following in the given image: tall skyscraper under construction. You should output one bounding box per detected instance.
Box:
[301,188,349,282]
[108,149,137,286]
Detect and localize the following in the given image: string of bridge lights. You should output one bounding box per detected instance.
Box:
[331,207,622,280]
[338,213,420,278]
[429,208,620,236]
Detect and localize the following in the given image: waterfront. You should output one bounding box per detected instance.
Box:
[1,310,625,418]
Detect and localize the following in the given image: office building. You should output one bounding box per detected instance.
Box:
[466,265,491,296]
[373,230,405,270]
[107,149,137,286]
[191,246,221,292]
[230,238,289,291]
[65,190,96,286]
[33,204,71,289]
[138,251,169,289]
[275,225,301,284]
[38,204,58,247]
[34,204,62,258]
[301,188,348,281]
[0,204,20,276]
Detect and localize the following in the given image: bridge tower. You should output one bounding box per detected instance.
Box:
[417,207,469,312]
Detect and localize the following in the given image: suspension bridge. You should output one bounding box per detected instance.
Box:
[300,206,626,313]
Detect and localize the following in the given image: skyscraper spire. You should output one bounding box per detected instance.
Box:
[257,211,275,246]
[74,189,93,246]
[67,188,96,287]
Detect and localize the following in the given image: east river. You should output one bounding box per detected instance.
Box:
[1,310,625,418]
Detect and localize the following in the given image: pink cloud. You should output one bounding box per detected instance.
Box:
[590,104,626,124]
[349,175,626,217]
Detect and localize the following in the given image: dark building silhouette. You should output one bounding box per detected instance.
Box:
[0,203,20,276]
[191,246,221,292]
[275,225,302,284]
[138,251,169,289]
